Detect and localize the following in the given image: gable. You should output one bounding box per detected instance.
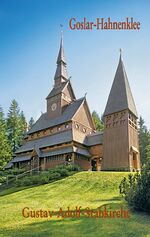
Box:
[73,99,95,130]
[62,81,76,101]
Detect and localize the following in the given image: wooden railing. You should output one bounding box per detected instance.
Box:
[0,166,42,190]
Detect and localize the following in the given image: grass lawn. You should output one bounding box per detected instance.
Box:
[0,172,150,237]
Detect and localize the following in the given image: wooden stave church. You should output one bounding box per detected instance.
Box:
[6,37,140,172]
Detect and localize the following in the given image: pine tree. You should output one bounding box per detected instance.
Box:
[138,116,150,166]
[19,111,28,141]
[28,117,35,130]
[92,111,104,131]
[7,100,27,152]
[0,107,11,169]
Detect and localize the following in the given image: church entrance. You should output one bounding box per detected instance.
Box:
[91,159,97,171]
[91,157,102,171]
[65,154,73,165]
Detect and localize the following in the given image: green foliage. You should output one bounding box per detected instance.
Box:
[14,165,80,187]
[21,177,32,186]
[119,163,150,213]
[92,110,104,131]
[0,107,11,170]
[7,100,27,152]
[48,172,61,180]
[65,164,82,171]
[5,168,26,175]
[14,179,22,187]
[57,169,69,177]
[0,176,6,184]
[28,117,35,130]
[138,116,150,166]
[1,172,150,237]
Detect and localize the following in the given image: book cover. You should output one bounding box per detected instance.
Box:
[0,1,150,237]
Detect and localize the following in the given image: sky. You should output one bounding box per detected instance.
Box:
[0,0,150,128]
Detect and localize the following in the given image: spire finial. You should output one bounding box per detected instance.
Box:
[60,24,63,46]
[119,48,123,60]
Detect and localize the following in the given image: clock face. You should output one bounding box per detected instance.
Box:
[51,103,57,111]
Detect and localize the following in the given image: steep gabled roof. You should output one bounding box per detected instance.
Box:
[104,55,138,117]
[72,97,96,130]
[46,81,68,99]
[46,80,76,100]
[28,97,84,134]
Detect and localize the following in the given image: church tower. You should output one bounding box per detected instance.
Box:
[46,36,76,118]
[102,53,140,171]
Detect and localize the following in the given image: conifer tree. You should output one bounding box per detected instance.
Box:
[92,111,104,131]
[28,117,35,130]
[7,100,27,152]
[138,116,150,166]
[20,111,28,140]
[0,107,11,169]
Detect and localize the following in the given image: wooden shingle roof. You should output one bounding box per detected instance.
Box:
[104,55,138,117]
[16,130,73,154]
[28,97,84,134]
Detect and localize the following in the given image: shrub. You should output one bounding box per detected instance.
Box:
[21,177,32,186]
[5,168,26,175]
[15,179,22,187]
[48,172,61,181]
[0,171,6,176]
[119,161,150,213]
[58,169,69,177]
[39,173,50,184]
[30,175,41,185]
[0,176,6,184]
[66,164,81,172]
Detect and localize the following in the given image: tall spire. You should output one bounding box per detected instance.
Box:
[54,28,68,86]
[104,52,138,117]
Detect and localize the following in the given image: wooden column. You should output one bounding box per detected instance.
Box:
[44,158,46,171]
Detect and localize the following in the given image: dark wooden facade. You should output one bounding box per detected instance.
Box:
[6,39,140,172]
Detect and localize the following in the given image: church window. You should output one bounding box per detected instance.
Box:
[65,123,69,129]
[75,124,79,129]
[82,128,86,133]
